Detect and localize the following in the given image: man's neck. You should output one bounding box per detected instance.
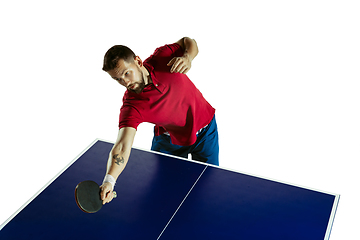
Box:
[142,66,152,85]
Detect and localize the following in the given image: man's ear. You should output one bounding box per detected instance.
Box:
[134,56,143,67]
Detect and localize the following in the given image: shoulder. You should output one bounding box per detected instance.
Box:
[144,43,184,71]
[147,43,183,61]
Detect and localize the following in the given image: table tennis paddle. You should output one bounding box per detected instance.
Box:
[75,180,117,213]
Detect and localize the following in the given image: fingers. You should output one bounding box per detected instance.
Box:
[167,57,180,73]
[104,191,114,204]
[100,183,114,205]
[179,65,189,74]
[167,57,176,67]
[102,190,114,205]
[167,57,191,74]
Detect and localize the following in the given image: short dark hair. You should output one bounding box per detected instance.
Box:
[102,45,136,71]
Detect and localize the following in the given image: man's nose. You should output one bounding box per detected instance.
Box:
[122,78,131,87]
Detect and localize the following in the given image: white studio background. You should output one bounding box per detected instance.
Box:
[0,1,359,239]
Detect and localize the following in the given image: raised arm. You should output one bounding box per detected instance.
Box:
[100,127,136,204]
[167,37,199,74]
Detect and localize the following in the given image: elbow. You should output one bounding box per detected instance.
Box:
[184,36,196,45]
[184,37,199,54]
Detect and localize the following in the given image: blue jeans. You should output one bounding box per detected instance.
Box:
[151,115,219,165]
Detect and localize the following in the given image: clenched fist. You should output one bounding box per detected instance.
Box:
[100,182,115,205]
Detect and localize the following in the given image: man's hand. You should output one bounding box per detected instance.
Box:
[100,182,115,204]
[168,37,198,74]
[167,54,192,74]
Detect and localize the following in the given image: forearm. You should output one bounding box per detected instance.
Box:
[106,143,131,181]
[169,37,199,74]
[182,37,198,62]
[104,127,136,183]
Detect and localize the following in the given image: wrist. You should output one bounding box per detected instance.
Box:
[183,52,193,62]
[103,174,116,189]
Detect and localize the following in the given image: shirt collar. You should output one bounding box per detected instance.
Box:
[144,62,165,93]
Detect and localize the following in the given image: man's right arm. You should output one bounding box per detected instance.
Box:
[100,127,136,204]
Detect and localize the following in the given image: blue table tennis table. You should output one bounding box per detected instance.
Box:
[0,139,339,240]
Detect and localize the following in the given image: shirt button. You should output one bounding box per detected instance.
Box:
[155,84,158,87]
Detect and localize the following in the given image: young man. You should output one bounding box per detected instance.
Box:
[100,37,219,204]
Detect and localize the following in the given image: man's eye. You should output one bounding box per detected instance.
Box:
[125,71,129,75]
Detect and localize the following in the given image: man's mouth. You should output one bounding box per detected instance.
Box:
[128,84,136,90]
[127,81,145,94]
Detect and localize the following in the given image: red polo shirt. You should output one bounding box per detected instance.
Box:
[119,43,215,146]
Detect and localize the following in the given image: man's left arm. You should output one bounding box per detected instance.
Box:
[167,37,199,74]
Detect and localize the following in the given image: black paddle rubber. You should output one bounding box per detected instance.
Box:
[75,180,103,213]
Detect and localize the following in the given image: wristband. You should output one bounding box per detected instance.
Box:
[103,174,116,188]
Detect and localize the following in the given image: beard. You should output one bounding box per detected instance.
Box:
[128,80,145,94]
[128,66,146,94]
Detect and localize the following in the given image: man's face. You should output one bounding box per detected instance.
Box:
[107,58,145,94]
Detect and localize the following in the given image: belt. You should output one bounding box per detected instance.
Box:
[196,124,209,135]
[163,124,209,137]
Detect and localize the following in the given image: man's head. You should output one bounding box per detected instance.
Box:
[103,45,147,94]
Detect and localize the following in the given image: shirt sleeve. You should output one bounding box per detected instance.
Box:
[146,43,184,70]
[154,43,183,58]
[118,98,143,130]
